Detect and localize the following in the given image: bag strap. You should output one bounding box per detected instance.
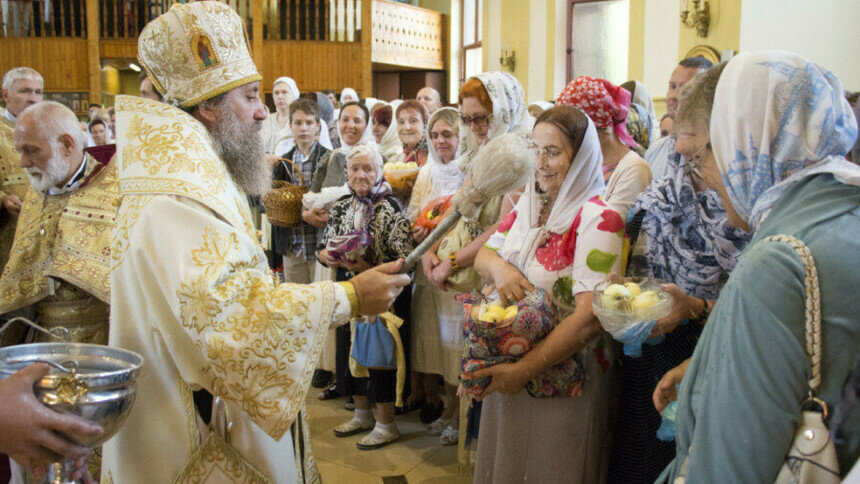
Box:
[276,157,307,187]
[761,235,822,395]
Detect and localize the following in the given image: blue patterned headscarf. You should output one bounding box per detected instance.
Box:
[711,51,860,230]
[630,145,750,300]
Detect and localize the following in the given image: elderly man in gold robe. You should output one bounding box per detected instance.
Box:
[0,67,42,276]
[0,100,118,483]
[102,2,410,482]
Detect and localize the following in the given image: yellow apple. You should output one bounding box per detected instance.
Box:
[631,290,660,312]
[624,282,642,297]
[601,283,632,311]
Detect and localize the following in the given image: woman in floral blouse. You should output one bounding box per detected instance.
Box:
[471,106,624,483]
[318,144,414,449]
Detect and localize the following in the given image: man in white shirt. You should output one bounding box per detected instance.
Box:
[417,86,443,115]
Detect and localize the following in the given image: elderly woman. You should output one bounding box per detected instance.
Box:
[471,106,624,483]
[419,72,532,428]
[308,101,376,401]
[607,69,751,483]
[556,76,652,221]
[654,52,860,482]
[318,144,414,449]
[406,107,466,445]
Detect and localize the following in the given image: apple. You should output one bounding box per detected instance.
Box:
[631,290,660,312]
[624,282,642,297]
[601,284,632,311]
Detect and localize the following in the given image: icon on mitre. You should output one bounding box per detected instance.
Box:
[191,33,219,71]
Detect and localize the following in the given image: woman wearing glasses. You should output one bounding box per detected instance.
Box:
[417,72,533,438]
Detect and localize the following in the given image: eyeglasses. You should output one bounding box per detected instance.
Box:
[459,113,493,128]
[528,142,563,160]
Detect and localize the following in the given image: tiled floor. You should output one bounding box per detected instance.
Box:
[305,391,472,484]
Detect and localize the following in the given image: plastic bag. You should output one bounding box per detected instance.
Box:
[592,276,672,341]
[325,230,372,266]
[302,185,350,210]
[656,400,678,442]
[413,195,453,231]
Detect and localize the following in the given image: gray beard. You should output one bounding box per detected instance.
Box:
[211,108,270,196]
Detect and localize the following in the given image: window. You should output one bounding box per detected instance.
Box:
[461,0,482,83]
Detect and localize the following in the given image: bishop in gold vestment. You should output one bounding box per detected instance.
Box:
[103,3,363,482]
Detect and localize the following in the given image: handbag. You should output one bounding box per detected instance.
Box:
[350,315,396,370]
[674,234,840,484]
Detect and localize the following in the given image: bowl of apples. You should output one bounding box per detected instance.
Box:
[592,277,672,340]
[383,161,420,191]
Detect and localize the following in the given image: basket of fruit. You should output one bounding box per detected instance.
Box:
[592,277,672,341]
[413,195,453,231]
[383,161,419,192]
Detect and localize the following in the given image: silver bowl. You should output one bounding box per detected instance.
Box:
[0,342,143,482]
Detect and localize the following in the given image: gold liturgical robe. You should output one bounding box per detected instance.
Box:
[102,96,352,483]
[0,151,118,346]
[0,117,32,274]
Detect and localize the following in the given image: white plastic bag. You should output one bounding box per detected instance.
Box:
[302,185,350,210]
[592,277,672,340]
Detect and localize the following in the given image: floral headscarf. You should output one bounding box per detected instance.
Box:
[457,71,533,172]
[556,76,639,149]
[711,51,860,230]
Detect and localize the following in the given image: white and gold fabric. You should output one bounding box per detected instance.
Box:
[102,95,352,483]
[0,117,32,274]
[137,1,262,108]
[0,152,118,347]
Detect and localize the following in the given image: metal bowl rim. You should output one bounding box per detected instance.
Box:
[0,342,144,379]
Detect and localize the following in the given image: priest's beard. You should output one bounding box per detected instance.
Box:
[211,107,270,196]
[26,149,70,193]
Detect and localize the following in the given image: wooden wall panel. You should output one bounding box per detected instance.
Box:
[260,41,363,95]
[0,38,89,91]
[100,40,138,59]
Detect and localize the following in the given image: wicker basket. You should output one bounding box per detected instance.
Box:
[263,158,308,228]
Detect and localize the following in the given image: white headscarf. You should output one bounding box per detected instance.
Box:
[340,88,359,105]
[629,80,659,143]
[458,72,534,172]
[711,51,860,230]
[426,107,467,199]
[374,100,403,161]
[499,115,605,269]
[336,102,376,154]
[273,77,300,102]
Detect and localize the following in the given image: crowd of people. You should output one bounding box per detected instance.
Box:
[0,1,858,483]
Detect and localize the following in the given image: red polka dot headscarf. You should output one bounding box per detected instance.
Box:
[555,76,639,149]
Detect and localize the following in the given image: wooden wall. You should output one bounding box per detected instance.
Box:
[260,41,364,94]
[0,38,89,91]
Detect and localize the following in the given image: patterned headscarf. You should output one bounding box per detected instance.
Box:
[457,71,533,172]
[556,76,639,149]
[631,146,750,300]
[711,51,860,230]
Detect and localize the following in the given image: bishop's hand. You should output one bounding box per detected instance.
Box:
[350,259,411,315]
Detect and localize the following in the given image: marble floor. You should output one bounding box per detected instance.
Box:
[305,391,472,484]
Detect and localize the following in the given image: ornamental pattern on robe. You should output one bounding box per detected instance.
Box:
[104,95,345,483]
[0,153,118,313]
